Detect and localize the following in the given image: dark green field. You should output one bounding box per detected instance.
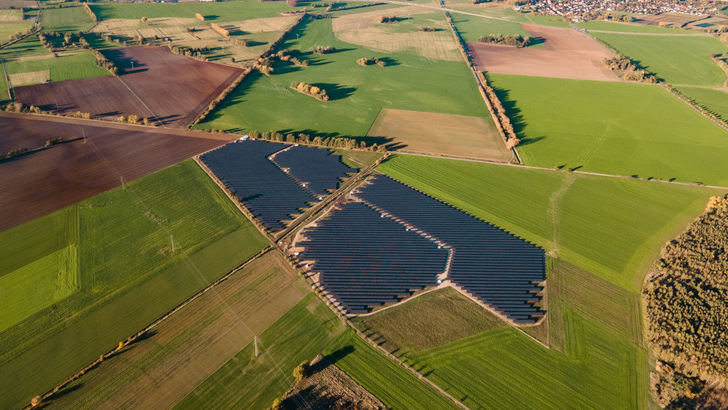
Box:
[0,160,268,409]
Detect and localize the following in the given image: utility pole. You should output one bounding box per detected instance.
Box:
[81,128,86,143]
[170,235,175,253]
[120,176,125,189]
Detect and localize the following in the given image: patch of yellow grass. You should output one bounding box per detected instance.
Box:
[9,70,50,86]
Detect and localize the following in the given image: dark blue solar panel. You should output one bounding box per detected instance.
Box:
[298,201,449,313]
[200,140,318,231]
[355,175,546,323]
[272,146,357,196]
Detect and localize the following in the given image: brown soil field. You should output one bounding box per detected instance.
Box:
[45,252,308,409]
[14,46,243,127]
[0,112,235,233]
[636,12,702,28]
[468,24,620,82]
[280,354,386,410]
[367,109,512,162]
[332,6,461,62]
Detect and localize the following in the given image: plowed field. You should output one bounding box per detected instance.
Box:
[14,46,242,127]
[0,112,235,232]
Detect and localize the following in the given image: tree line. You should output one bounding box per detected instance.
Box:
[247,129,387,152]
[477,33,531,48]
[602,57,658,83]
[357,57,386,67]
[644,194,728,408]
[291,81,330,101]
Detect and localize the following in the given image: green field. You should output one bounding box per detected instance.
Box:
[0,160,269,409]
[526,14,571,27]
[677,85,728,122]
[90,0,292,22]
[450,6,530,22]
[576,20,692,33]
[377,154,721,291]
[41,5,95,32]
[591,32,727,86]
[0,21,34,42]
[450,12,533,43]
[355,287,505,354]
[487,74,728,186]
[196,16,490,137]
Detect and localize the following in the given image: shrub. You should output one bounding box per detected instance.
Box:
[477,33,531,48]
[292,361,310,380]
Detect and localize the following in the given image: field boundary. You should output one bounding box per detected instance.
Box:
[23,247,273,410]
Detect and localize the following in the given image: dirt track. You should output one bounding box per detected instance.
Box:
[468,24,620,82]
[0,113,236,232]
[14,46,243,128]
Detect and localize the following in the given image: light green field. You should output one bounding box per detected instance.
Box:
[377,154,721,291]
[577,20,692,33]
[0,246,78,332]
[591,32,728,86]
[488,74,728,186]
[526,14,570,27]
[677,85,728,122]
[90,0,292,22]
[450,12,533,43]
[0,21,33,42]
[197,16,490,138]
[0,160,269,409]
[451,6,530,22]
[41,5,95,32]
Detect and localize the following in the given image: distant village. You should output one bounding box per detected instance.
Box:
[520,0,728,20]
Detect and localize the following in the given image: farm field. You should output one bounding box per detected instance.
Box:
[331,6,461,61]
[526,14,570,27]
[354,287,506,354]
[377,154,720,291]
[576,20,693,33]
[0,112,235,232]
[677,85,728,122]
[0,159,269,409]
[91,15,300,67]
[366,108,510,161]
[487,74,728,186]
[196,16,491,138]
[449,12,533,43]
[14,46,243,127]
[635,12,700,28]
[591,32,728,86]
[40,5,94,32]
[46,251,308,409]
[89,0,293,22]
[467,24,619,82]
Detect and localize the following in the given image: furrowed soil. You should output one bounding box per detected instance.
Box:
[14,46,243,127]
[0,112,235,233]
[46,252,307,409]
[468,24,619,82]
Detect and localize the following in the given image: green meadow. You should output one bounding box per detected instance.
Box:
[41,5,95,32]
[677,85,728,122]
[526,14,570,27]
[196,16,489,137]
[591,32,727,86]
[90,0,292,22]
[0,160,268,409]
[377,154,721,291]
[576,20,692,33]
[488,73,728,186]
[450,12,532,43]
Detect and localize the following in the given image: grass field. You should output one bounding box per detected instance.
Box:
[576,20,692,33]
[0,160,269,409]
[354,287,505,354]
[450,12,532,43]
[47,251,309,409]
[677,85,728,122]
[487,74,728,186]
[0,21,33,42]
[334,148,384,168]
[197,16,490,139]
[377,154,721,291]
[591,32,728,86]
[41,5,95,32]
[90,0,292,22]
[526,14,570,28]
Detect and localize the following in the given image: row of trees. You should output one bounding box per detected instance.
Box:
[375,15,398,24]
[602,57,658,83]
[210,22,230,37]
[644,194,728,407]
[6,25,37,43]
[277,49,308,66]
[168,44,210,61]
[479,74,519,148]
[82,2,97,23]
[247,129,386,152]
[357,57,386,67]
[477,33,531,48]
[191,68,251,126]
[118,114,151,125]
[291,81,330,101]
[314,45,335,55]
[91,49,119,75]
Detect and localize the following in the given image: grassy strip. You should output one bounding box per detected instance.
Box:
[90,0,293,22]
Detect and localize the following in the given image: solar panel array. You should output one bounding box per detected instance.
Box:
[355,175,546,323]
[298,201,449,314]
[200,140,323,231]
[272,146,357,196]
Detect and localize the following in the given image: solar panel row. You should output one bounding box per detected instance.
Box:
[272,145,358,196]
[355,175,546,323]
[298,201,449,314]
[200,140,357,231]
